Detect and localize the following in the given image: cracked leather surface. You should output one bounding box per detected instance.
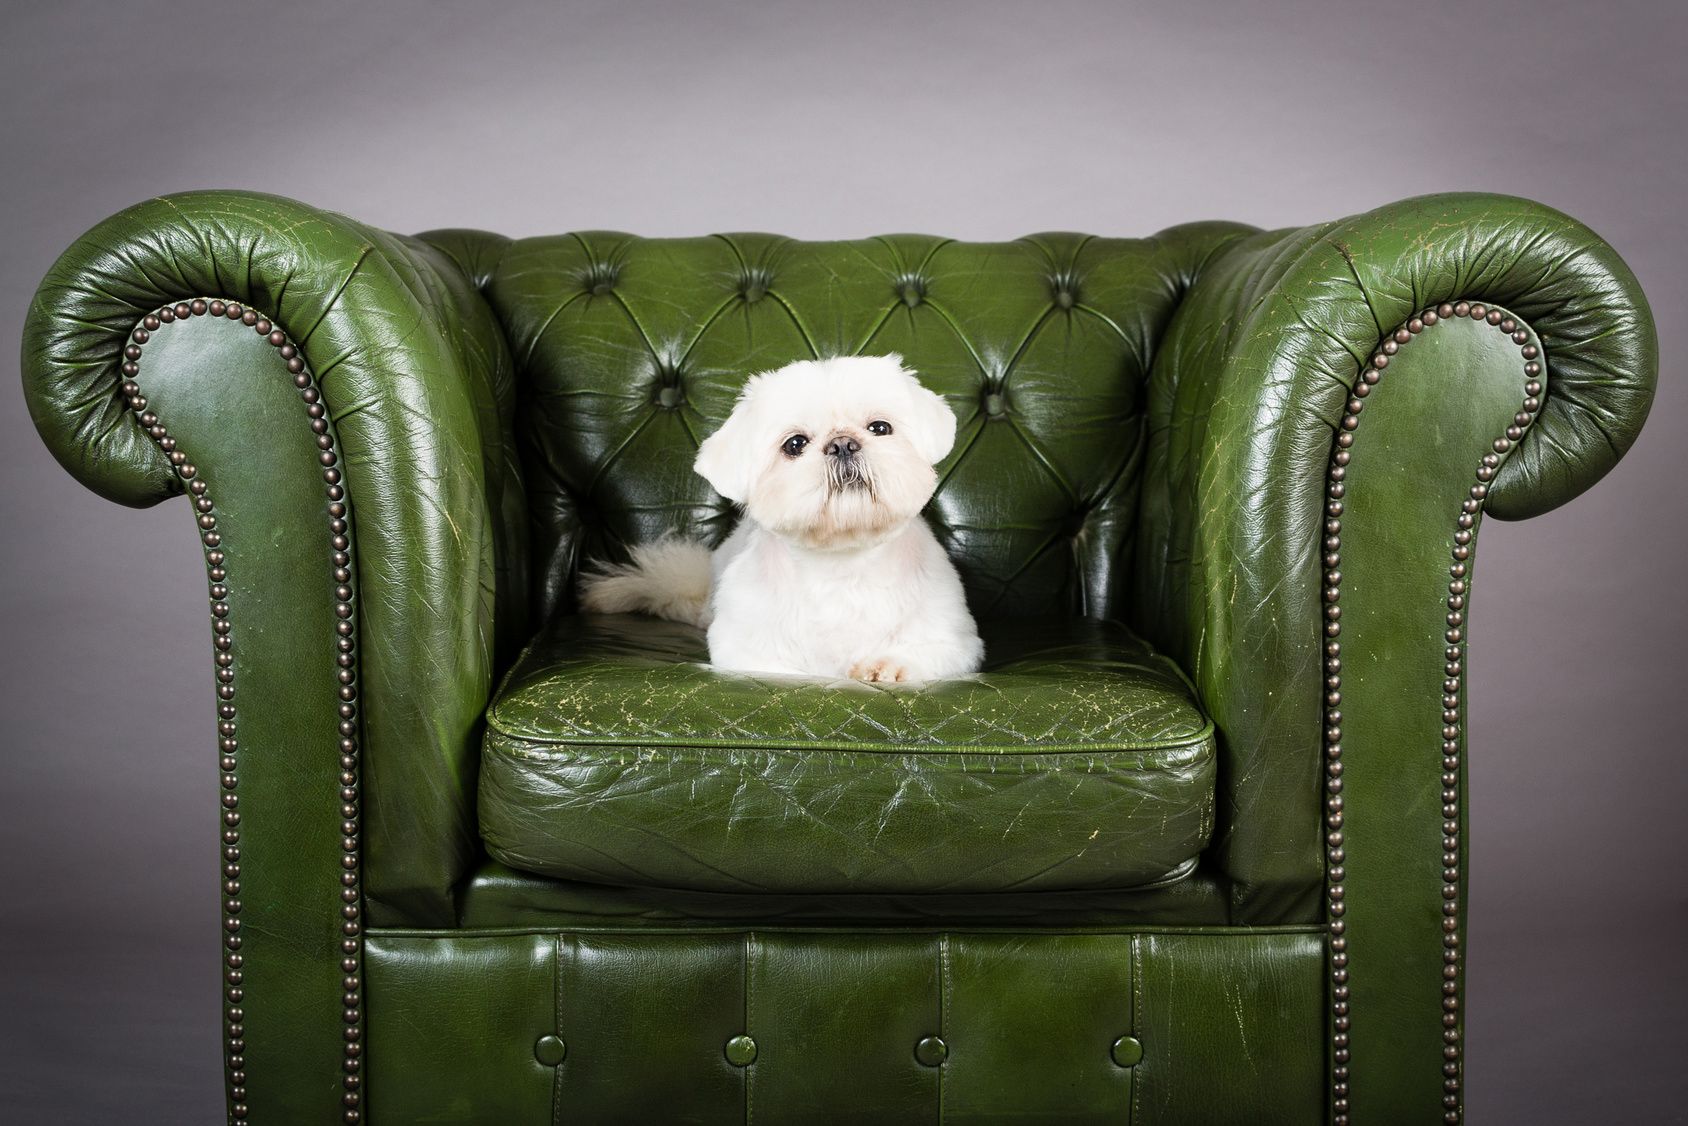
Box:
[1134,192,1658,924]
[23,189,1661,1123]
[21,192,1655,926]
[480,614,1216,893]
[21,191,528,924]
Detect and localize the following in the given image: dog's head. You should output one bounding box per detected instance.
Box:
[694,355,957,551]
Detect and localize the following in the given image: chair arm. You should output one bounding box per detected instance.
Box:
[1135,192,1656,1121]
[19,191,519,918]
[22,190,528,1119]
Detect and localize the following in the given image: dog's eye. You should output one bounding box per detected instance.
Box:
[867,420,893,436]
[781,434,809,457]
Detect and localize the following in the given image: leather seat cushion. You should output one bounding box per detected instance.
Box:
[479,614,1216,895]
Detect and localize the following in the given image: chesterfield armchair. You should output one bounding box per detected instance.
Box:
[22,190,1655,1124]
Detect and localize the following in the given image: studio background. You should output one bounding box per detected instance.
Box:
[2,1,1683,1121]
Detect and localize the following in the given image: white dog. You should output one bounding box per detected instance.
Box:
[580,354,983,682]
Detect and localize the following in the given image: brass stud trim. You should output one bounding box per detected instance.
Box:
[124,298,363,1124]
[1323,299,1540,1126]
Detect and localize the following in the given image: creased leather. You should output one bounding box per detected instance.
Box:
[1134,192,1658,923]
[482,226,1252,624]
[23,189,1661,1123]
[480,614,1215,893]
[20,191,527,924]
[364,929,1326,1124]
[459,859,1231,929]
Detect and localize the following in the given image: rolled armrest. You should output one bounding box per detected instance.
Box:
[22,190,526,924]
[1135,192,1656,1120]
[22,191,529,1119]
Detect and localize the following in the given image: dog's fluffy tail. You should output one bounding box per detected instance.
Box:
[578,537,714,628]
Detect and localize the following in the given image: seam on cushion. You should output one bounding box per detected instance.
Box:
[373,923,1327,940]
[519,288,589,370]
[938,933,949,1123]
[711,232,749,275]
[850,299,905,355]
[483,726,1217,763]
[482,849,1211,901]
[1131,934,1143,1122]
[486,659,1216,753]
[676,292,741,371]
[764,289,820,359]
[483,726,1217,758]
[551,933,564,1126]
[744,931,756,1126]
[914,237,957,277]
[911,298,990,378]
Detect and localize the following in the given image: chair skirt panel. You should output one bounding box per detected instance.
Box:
[364,927,1326,1124]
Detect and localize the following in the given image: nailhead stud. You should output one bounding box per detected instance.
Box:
[121,301,364,1120]
[1320,301,1538,1124]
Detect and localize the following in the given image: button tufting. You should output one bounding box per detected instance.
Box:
[1054,289,1076,310]
[535,1034,567,1066]
[914,1035,948,1067]
[899,282,924,307]
[983,391,1006,418]
[657,385,684,409]
[585,265,618,296]
[725,1034,757,1066]
[1110,1035,1142,1067]
[742,284,766,303]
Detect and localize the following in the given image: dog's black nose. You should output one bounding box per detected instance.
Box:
[824,435,862,459]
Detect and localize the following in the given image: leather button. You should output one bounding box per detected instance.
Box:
[1054,289,1076,309]
[1110,1035,1142,1067]
[534,1034,567,1066]
[725,1034,757,1066]
[656,385,683,409]
[586,265,618,295]
[914,1035,948,1067]
[742,284,766,303]
[900,282,924,307]
[983,392,1005,418]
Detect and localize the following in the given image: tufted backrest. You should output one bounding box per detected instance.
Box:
[480,228,1246,624]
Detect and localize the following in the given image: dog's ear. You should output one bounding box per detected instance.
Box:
[694,377,762,502]
[898,365,958,465]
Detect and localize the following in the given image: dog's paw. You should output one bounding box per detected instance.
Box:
[848,657,909,683]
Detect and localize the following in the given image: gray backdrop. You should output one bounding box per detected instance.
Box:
[3,0,1683,1121]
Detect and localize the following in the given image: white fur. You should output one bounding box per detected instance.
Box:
[577,537,714,627]
[579,354,983,682]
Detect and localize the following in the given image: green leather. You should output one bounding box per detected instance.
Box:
[1136,193,1658,928]
[1328,310,1543,1121]
[364,928,1325,1124]
[481,225,1249,625]
[480,614,1215,894]
[1136,193,1657,1120]
[364,932,556,1124]
[21,191,527,927]
[1131,931,1327,1123]
[458,860,1233,929]
[109,315,351,1118]
[21,190,1657,1124]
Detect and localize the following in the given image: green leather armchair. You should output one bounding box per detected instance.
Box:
[21,190,1655,1124]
